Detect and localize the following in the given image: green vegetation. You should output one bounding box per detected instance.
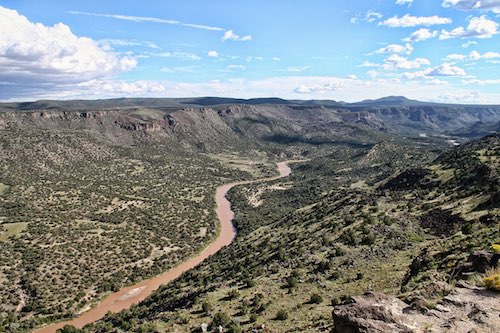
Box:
[0,103,497,332]
[82,133,498,333]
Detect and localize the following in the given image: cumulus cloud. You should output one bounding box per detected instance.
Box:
[358,61,379,67]
[293,82,344,94]
[440,15,498,39]
[81,79,166,95]
[403,63,467,79]
[222,30,252,42]
[0,6,136,91]
[382,54,431,70]
[379,14,452,27]
[374,43,414,55]
[403,28,439,42]
[462,40,478,48]
[351,10,383,24]
[427,63,467,76]
[207,50,219,58]
[444,53,469,61]
[396,0,414,6]
[442,0,500,13]
[445,50,500,62]
[427,78,450,85]
[438,90,481,103]
[469,50,500,59]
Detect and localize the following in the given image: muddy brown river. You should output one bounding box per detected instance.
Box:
[33,161,294,333]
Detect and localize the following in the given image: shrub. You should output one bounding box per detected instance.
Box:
[245,279,256,288]
[202,301,213,315]
[286,276,298,289]
[57,325,81,333]
[275,309,288,320]
[483,268,500,291]
[361,232,376,245]
[211,312,232,328]
[491,244,500,254]
[309,293,323,304]
[227,289,240,300]
[227,324,242,333]
[317,260,331,273]
[461,224,474,235]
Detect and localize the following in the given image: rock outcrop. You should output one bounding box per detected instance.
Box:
[333,287,500,333]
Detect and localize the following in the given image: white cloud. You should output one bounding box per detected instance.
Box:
[84,80,166,95]
[428,78,449,85]
[444,53,469,61]
[293,82,344,94]
[287,66,311,72]
[440,15,498,39]
[68,10,224,31]
[396,0,414,6]
[246,56,264,62]
[403,28,439,42]
[0,6,136,89]
[462,40,478,48]
[226,64,246,70]
[358,61,379,67]
[351,10,383,24]
[366,10,383,23]
[427,63,467,76]
[160,66,197,73]
[462,78,500,84]
[444,50,500,61]
[98,39,159,50]
[402,63,467,79]
[442,0,500,14]
[438,90,481,103]
[222,30,252,42]
[471,50,500,59]
[367,70,380,78]
[272,57,281,61]
[382,54,431,70]
[152,52,201,61]
[208,50,219,58]
[379,14,452,27]
[374,43,414,55]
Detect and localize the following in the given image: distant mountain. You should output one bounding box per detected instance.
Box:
[348,96,431,107]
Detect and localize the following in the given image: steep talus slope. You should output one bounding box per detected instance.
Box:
[81,134,498,333]
[0,104,388,152]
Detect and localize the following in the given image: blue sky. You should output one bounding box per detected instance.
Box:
[0,0,499,103]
